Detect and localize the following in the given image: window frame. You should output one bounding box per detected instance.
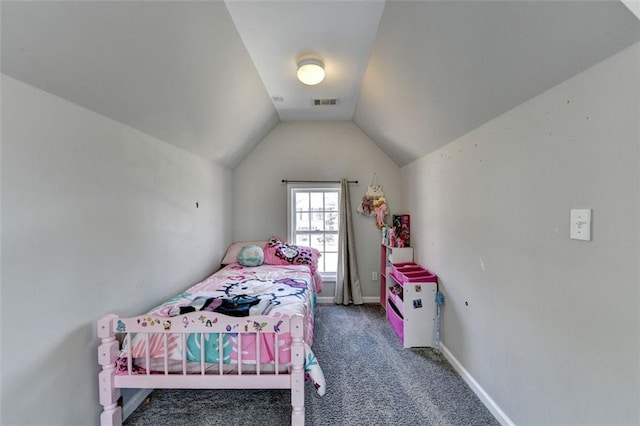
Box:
[286,182,340,282]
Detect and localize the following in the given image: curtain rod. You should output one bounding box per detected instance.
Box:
[281,179,358,184]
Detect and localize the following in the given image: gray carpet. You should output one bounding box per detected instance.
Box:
[124,304,499,426]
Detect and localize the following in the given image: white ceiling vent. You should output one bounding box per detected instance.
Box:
[313,98,338,106]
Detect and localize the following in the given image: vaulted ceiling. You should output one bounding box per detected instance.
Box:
[2,1,639,168]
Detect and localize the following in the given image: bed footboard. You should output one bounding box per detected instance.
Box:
[97,314,123,426]
[97,312,305,426]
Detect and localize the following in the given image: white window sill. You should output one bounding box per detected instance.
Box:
[319,274,336,284]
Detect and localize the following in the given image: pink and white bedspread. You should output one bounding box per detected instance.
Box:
[116,263,326,395]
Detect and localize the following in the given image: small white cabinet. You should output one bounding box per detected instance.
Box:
[386,273,437,348]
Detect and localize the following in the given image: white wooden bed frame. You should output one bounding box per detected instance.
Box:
[97,311,305,425]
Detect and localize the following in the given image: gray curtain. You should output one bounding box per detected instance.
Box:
[334,178,363,305]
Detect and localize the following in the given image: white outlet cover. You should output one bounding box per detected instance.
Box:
[570,209,591,241]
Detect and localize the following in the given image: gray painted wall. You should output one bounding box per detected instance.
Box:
[0,75,232,424]
[403,43,640,424]
[232,121,404,299]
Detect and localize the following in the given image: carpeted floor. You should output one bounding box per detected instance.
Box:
[124,304,499,426]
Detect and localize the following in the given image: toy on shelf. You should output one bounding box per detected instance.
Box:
[392,214,410,247]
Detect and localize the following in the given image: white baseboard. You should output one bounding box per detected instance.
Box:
[440,343,515,426]
[316,296,379,304]
[122,389,153,421]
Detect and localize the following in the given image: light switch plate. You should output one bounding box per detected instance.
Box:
[570,209,591,241]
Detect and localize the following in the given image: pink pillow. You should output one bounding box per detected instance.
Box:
[221,240,267,265]
[263,237,321,274]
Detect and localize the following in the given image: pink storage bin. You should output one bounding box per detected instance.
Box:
[390,262,423,277]
[386,303,404,341]
[403,271,437,283]
[391,269,437,284]
[392,262,417,268]
[387,289,404,316]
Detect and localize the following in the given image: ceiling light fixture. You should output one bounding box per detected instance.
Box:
[297,58,325,86]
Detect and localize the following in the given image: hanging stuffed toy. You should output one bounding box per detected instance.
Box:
[373,197,387,228]
[358,174,388,228]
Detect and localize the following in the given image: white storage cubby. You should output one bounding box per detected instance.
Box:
[386,273,437,348]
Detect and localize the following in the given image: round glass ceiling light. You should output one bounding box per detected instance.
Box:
[297,59,325,86]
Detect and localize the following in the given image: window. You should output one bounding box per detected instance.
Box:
[288,184,340,280]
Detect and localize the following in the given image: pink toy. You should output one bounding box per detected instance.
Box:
[374,203,387,228]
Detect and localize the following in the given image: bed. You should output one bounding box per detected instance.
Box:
[97,238,326,426]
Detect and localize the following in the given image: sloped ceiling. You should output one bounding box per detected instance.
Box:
[2,1,639,169]
[354,0,640,166]
[1,1,279,169]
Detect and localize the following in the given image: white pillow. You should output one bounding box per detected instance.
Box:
[237,245,265,267]
[220,240,267,265]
